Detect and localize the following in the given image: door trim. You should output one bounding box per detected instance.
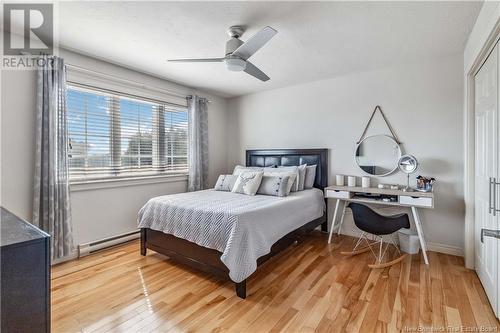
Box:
[464,22,500,269]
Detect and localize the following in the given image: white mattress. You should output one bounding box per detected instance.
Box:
[137,188,325,282]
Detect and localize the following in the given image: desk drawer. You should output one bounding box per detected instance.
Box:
[325,190,351,199]
[399,195,433,208]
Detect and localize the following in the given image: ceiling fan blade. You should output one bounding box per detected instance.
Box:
[244,61,270,82]
[232,26,277,60]
[168,58,224,62]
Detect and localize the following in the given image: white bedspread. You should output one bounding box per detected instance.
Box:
[137,188,325,282]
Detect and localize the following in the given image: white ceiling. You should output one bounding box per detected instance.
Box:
[55,1,482,98]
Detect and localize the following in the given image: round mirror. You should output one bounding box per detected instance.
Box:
[398,154,419,174]
[355,135,402,176]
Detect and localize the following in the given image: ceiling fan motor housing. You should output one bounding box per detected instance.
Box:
[225,56,246,71]
[225,37,244,56]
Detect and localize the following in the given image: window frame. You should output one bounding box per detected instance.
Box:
[66,82,189,184]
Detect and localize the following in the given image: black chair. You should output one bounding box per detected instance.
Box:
[341,202,410,268]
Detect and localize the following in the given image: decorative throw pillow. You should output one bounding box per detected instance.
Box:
[231,171,264,195]
[257,175,290,197]
[214,175,238,192]
[262,166,279,173]
[304,165,317,189]
[233,165,264,175]
[264,170,296,195]
[297,164,307,191]
[276,165,300,191]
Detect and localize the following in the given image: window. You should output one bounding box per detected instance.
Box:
[67,85,188,182]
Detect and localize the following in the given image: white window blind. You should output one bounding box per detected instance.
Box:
[67,85,188,182]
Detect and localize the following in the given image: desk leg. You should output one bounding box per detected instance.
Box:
[328,199,340,244]
[337,202,347,236]
[411,206,429,265]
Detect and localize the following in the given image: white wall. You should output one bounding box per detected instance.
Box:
[1,49,228,246]
[227,55,465,255]
[1,69,37,220]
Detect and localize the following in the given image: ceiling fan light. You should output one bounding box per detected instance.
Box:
[225,58,246,72]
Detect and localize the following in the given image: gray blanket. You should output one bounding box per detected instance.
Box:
[137,188,325,282]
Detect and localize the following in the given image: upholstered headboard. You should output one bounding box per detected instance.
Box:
[246,149,328,190]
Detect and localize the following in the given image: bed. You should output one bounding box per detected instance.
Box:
[139,149,328,298]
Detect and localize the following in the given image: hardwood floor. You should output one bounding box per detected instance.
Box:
[52,232,499,332]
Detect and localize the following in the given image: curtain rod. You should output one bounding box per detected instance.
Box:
[22,52,213,102]
[66,63,191,100]
[186,95,212,103]
[67,80,188,109]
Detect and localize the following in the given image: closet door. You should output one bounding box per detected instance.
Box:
[475,42,499,317]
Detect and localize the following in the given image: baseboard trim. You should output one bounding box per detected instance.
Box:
[51,251,79,265]
[51,231,140,265]
[426,242,464,257]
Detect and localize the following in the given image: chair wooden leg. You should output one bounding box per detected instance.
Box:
[368,253,407,269]
[340,246,371,256]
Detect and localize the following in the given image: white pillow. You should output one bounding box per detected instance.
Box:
[257,175,291,197]
[276,165,300,191]
[304,165,317,189]
[297,164,307,191]
[263,166,279,173]
[264,170,296,195]
[231,171,264,195]
[214,174,238,192]
[233,165,264,175]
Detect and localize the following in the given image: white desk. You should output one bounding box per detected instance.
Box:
[324,185,434,265]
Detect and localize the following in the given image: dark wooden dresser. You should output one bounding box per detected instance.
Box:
[1,207,50,333]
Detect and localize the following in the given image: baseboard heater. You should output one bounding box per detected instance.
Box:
[78,230,140,257]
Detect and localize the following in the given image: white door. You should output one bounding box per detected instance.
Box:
[475,42,499,317]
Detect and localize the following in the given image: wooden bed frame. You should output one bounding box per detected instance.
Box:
[140,148,328,299]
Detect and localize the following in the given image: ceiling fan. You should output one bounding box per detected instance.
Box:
[168,26,278,82]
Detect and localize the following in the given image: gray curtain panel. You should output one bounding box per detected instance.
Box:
[33,56,75,261]
[187,95,209,191]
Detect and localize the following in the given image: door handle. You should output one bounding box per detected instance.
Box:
[491,177,497,216]
[489,177,493,214]
[489,177,500,216]
[493,178,500,215]
[481,229,500,243]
